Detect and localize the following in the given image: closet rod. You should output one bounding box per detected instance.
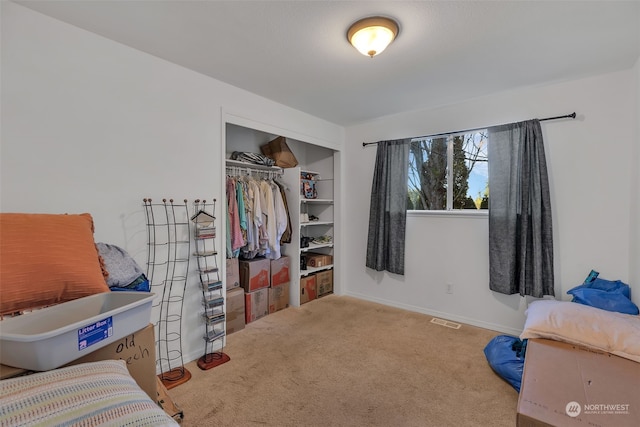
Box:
[225,166,283,179]
[362,112,576,147]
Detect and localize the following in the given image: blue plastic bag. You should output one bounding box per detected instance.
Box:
[567,277,638,315]
[568,287,639,315]
[483,335,526,392]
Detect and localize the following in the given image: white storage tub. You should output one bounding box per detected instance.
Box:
[0,292,155,371]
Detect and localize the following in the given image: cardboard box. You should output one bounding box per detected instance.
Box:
[316,270,333,296]
[300,275,317,304]
[245,288,269,324]
[226,257,240,290]
[239,257,270,292]
[270,256,290,287]
[517,338,640,427]
[226,287,245,335]
[305,252,333,268]
[69,323,157,401]
[156,377,184,423]
[269,282,290,314]
[0,363,31,380]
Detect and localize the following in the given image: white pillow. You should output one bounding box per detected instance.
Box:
[520,300,640,363]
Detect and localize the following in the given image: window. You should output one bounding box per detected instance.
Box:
[408,130,488,210]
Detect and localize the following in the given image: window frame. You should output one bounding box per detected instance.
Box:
[407,129,488,213]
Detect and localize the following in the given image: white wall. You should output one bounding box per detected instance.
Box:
[1,2,343,367]
[631,57,640,290]
[344,70,637,335]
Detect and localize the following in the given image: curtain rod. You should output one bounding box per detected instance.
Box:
[362,112,576,147]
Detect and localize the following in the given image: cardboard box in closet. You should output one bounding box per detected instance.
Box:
[226,287,245,334]
[239,257,270,292]
[226,257,240,290]
[305,253,333,268]
[517,338,640,427]
[316,270,333,296]
[270,256,290,287]
[269,282,290,314]
[245,288,269,324]
[300,275,317,304]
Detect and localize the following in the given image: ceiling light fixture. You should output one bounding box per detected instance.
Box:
[347,16,399,58]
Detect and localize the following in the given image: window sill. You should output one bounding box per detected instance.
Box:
[407,210,488,219]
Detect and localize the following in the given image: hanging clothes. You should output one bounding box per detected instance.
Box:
[274,179,292,244]
[266,180,287,259]
[225,172,291,260]
[227,177,245,255]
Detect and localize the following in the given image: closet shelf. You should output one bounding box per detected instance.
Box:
[301,199,333,204]
[301,221,333,227]
[300,265,333,277]
[301,243,333,252]
[226,159,283,172]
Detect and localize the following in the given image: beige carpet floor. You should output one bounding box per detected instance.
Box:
[167,295,518,426]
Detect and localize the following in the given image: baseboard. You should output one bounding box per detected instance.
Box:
[344,291,523,336]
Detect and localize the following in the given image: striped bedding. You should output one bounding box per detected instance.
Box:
[0,360,178,427]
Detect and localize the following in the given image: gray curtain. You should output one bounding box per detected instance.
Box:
[366,139,410,275]
[488,120,554,297]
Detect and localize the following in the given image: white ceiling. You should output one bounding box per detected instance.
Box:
[14,0,640,126]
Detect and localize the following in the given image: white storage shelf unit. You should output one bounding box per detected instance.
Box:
[283,168,334,306]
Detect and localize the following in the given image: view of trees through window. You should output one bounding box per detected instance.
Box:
[408,130,488,210]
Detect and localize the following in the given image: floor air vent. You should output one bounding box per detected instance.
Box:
[430,317,461,329]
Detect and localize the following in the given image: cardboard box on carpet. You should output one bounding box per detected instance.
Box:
[305,252,332,268]
[300,275,317,304]
[68,323,157,401]
[269,282,290,314]
[226,287,245,334]
[226,257,240,290]
[245,288,269,324]
[517,338,640,427]
[270,256,290,287]
[316,270,333,296]
[239,257,270,292]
